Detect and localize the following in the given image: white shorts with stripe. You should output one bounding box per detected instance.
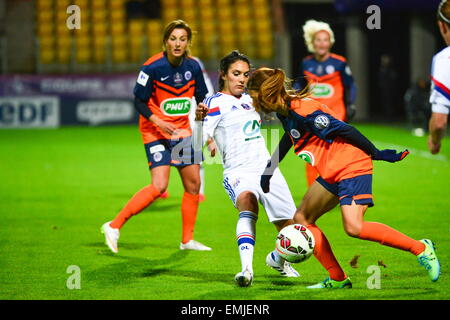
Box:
[222,168,296,223]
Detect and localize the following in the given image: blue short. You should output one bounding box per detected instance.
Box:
[144,136,203,169]
[317,174,374,207]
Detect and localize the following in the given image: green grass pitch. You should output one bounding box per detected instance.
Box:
[0,123,448,300]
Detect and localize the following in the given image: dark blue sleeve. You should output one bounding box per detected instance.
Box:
[293,109,378,156]
[133,65,153,102]
[194,63,208,104]
[340,62,357,105]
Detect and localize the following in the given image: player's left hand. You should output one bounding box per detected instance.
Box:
[373,149,410,162]
[195,103,209,121]
[346,104,356,121]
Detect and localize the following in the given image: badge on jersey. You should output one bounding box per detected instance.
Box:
[290,129,301,139]
[160,97,191,116]
[298,150,315,166]
[314,115,330,129]
[137,71,149,86]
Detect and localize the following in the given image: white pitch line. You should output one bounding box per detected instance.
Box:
[372,140,448,162]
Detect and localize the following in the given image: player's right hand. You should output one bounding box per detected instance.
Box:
[260,174,272,193]
[195,103,209,120]
[152,117,178,135]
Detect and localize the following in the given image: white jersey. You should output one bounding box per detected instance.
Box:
[202,92,271,176]
[430,46,450,114]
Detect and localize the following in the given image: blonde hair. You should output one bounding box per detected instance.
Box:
[162,19,192,56]
[247,67,310,116]
[302,19,335,53]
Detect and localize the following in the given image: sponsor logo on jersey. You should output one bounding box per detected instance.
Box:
[137,71,149,86]
[290,129,301,139]
[243,119,261,136]
[184,71,192,81]
[298,150,315,166]
[160,97,191,116]
[311,83,334,99]
[160,75,170,81]
[314,115,330,129]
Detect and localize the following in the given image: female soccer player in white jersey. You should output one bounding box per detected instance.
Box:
[194,51,299,287]
[428,0,450,154]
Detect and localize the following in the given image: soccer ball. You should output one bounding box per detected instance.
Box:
[276,224,315,263]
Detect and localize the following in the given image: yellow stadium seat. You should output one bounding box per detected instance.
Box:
[92,0,106,10]
[73,0,88,9]
[199,0,212,6]
[93,35,107,50]
[37,10,53,24]
[129,20,145,35]
[56,35,72,50]
[162,7,178,23]
[92,22,108,37]
[110,0,125,10]
[110,9,125,21]
[39,36,55,49]
[236,6,251,20]
[110,22,125,35]
[76,47,91,63]
[182,8,196,22]
[161,0,178,8]
[57,49,71,63]
[37,0,53,10]
[111,35,127,49]
[92,9,107,22]
[40,47,55,64]
[147,20,162,34]
[75,36,90,49]
[217,7,232,19]
[258,46,273,59]
[93,49,106,63]
[112,48,128,63]
[56,0,70,10]
[199,8,213,20]
[148,43,162,56]
[37,23,53,37]
[217,0,231,6]
[56,23,71,36]
[254,6,269,19]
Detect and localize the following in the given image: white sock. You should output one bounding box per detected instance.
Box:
[236,211,258,274]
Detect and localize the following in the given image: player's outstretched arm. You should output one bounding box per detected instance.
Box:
[261,132,293,193]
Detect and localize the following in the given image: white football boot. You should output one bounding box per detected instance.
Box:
[234,269,253,287]
[266,252,300,277]
[179,240,212,251]
[101,221,120,253]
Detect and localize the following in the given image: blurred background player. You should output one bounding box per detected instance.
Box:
[159,55,214,201]
[428,0,450,154]
[404,77,431,136]
[249,67,440,288]
[194,51,299,287]
[294,19,357,186]
[101,20,211,253]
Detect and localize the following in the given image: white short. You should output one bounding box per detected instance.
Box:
[431,103,450,115]
[222,168,296,223]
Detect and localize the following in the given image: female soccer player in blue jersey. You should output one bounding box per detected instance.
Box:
[101,20,211,253]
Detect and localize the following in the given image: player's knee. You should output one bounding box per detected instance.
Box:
[344,222,361,238]
[293,210,314,226]
[236,192,258,211]
[152,181,168,194]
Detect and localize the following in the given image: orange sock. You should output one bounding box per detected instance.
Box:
[110,185,161,229]
[181,192,199,244]
[305,163,318,186]
[359,221,425,255]
[308,224,347,281]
